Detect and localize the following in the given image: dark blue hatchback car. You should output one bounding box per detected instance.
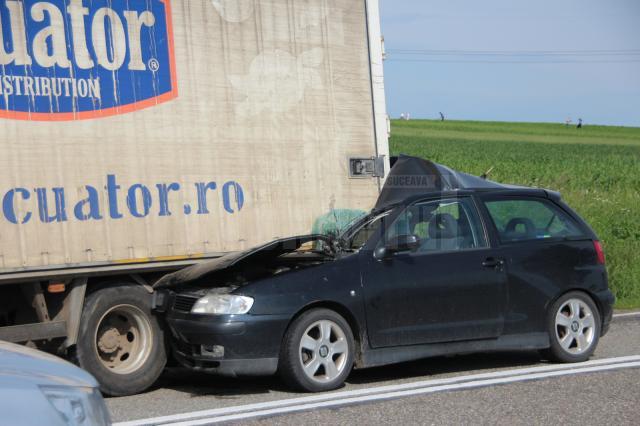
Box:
[154,156,614,392]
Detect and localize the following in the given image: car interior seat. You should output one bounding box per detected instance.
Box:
[421,213,464,251]
[504,217,536,241]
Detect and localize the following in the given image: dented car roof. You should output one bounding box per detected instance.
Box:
[374,155,520,210]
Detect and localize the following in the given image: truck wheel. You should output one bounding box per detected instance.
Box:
[279,309,354,392]
[75,285,166,396]
[542,291,601,363]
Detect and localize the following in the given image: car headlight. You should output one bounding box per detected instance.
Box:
[40,386,111,426]
[191,294,254,315]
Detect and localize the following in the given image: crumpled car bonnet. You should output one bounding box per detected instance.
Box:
[154,235,334,289]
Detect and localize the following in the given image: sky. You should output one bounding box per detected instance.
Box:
[379,0,640,127]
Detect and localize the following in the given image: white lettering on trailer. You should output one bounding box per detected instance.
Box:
[0,0,156,71]
[0,1,32,65]
[67,0,95,69]
[31,1,71,68]
[92,7,127,71]
[124,10,156,71]
[0,75,101,99]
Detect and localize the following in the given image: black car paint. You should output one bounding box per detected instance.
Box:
[475,192,613,336]
[358,193,507,347]
[157,187,614,378]
[161,250,367,375]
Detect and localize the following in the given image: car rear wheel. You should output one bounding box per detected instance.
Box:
[543,291,601,363]
[279,309,354,392]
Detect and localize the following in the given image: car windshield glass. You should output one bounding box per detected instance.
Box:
[346,212,390,251]
[338,212,371,239]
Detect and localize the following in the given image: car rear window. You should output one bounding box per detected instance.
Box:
[484,198,585,243]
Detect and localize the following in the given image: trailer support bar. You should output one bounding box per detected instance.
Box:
[0,321,67,343]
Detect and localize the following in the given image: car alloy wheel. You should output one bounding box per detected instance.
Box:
[298,320,349,383]
[554,298,596,355]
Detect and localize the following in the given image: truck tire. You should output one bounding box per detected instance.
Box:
[541,291,601,363]
[75,285,166,396]
[279,309,354,392]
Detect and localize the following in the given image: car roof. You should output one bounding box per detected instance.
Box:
[374,156,553,210]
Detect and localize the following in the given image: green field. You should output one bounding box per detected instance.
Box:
[390,119,640,309]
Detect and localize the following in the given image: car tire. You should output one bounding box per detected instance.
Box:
[279,309,354,392]
[75,285,167,396]
[542,291,601,363]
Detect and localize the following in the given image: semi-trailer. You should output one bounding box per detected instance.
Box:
[0,0,389,395]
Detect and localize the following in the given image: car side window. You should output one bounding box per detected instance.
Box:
[383,198,487,253]
[484,198,585,243]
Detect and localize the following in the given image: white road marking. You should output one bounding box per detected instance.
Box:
[613,312,640,319]
[115,355,640,426]
[175,361,640,426]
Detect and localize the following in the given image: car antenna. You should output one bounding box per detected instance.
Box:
[481,166,495,180]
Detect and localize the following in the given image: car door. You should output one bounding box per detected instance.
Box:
[479,195,599,336]
[360,196,508,348]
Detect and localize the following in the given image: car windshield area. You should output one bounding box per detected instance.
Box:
[303,238,335,255]
[381,197,487,253]
[344,212,391,251]
[484,198,585,243]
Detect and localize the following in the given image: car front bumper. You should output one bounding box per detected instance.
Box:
[162,297,291,377]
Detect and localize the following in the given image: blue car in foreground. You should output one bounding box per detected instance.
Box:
[0,341,111,425]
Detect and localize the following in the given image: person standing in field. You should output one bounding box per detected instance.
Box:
[439,112,445,121]
[577,118,583,129]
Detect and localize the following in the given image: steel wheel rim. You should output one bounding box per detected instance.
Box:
[94,304,153,375]
[554,298,596,355]
[299,320,349,383]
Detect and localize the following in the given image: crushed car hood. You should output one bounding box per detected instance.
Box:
[154,235,335,289]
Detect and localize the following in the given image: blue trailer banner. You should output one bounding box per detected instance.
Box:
[0,0,177,121]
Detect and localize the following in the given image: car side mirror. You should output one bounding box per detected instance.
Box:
[374,234,421,259]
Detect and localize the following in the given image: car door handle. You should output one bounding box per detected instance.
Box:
[482,258,505,268]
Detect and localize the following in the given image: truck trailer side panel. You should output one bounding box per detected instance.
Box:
[0,0,386,277]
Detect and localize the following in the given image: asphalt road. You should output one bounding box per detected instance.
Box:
[109,313,640,425]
